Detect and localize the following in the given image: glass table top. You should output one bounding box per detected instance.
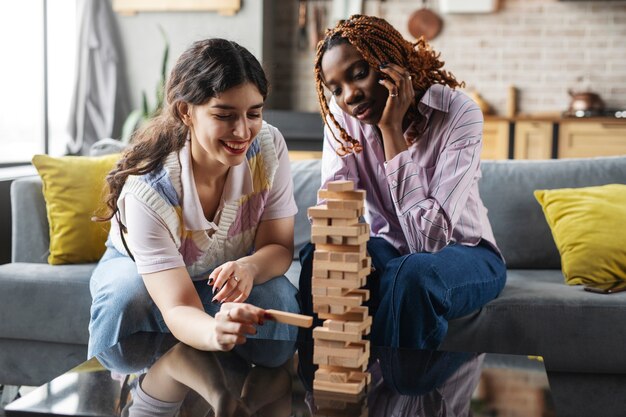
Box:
[5,332,555,417]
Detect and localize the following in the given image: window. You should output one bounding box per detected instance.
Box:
[0,1,77,165]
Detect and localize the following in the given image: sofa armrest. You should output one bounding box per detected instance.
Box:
[11,176,49,263]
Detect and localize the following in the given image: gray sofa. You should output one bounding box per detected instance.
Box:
[2,155,626,416]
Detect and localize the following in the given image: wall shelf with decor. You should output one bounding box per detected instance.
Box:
[112,0,241,16]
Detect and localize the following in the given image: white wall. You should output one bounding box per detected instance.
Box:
[114,0,264,111]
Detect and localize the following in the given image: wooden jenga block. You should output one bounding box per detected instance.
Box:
[313,352,368,370]
[314,342,368,359]
[344,316,373,335]
[314,250,330,261]
[264,309,313,328]
[313,326,363,343]
[311,223,369,239]
[328,270,343,279]
[309,206,360,220]
[314,304,330,314]
[318,306,369,322]
[318,189,366,201]
[327,180,354,192]
[316,243,367,256]
[312,218,331,226]
[313,257,370,274]
[324,319,344,332]
[327,199,364,211]
[312,276,365,290]
[313,374,367,395]
[314,339,347,349]
[312,286,327,296]
[315,368,349,383]
[313,291,368,309]
[330,305,349,315]
[327,287,344,296]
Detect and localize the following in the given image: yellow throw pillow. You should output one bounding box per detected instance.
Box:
[534,184,626,285]
[32,153,120,265]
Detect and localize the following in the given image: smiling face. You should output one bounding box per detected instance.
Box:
[186,82,264,169]
[321,42,389,125]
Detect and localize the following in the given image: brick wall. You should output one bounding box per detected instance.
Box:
[269,0,626,115]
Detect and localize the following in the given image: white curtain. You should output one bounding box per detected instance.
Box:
[67,0,130,155]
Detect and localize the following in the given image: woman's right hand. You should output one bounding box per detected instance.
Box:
[209,303,265,351]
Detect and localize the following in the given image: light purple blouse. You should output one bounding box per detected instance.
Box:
[320,84,500,256]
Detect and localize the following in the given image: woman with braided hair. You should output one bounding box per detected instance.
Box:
[298,15,507,349]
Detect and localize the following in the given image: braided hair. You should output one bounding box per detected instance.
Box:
[314,14,464,155]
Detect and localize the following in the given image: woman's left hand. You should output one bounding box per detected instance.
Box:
[377,63,415,134]
[209,260,256,304]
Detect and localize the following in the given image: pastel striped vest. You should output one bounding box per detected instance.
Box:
[119,123,279,278]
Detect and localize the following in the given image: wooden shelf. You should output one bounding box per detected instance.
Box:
[113,0,241,16]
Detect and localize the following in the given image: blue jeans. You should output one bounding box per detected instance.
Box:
[88,245,300,358]
[298,237,506,349]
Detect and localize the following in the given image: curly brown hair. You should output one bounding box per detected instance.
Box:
[314,14,464,155]
[98,38,268,222]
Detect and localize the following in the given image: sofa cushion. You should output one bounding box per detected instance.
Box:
[32,153,120,265]
[479,156,626,269]
[442,269,626,373]
[534,184,626,285]
[0,262,95,344]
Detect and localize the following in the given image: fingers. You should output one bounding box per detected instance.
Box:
[378,63,414,99]
[221,303,265,325]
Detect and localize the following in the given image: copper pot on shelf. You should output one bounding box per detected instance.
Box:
[567,89,605,113]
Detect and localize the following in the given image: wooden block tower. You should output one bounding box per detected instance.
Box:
[308,180,372,395]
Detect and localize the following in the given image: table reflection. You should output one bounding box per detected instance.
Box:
[6,332,553,417]
[97,334,484,417]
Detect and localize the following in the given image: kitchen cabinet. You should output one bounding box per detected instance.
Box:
[558,121,626,158]
[481,119,510,160]
[514,121,553,159]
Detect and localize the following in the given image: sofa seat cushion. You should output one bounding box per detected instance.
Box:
[443,269,626,373]
[0,262,96,345]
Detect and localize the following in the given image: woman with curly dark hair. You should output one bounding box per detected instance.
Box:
[299,15,507,349]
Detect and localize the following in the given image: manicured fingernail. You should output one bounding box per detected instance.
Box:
[379,62,388,69]
[211,298,219,304]
[264,312,274,319]
[212,286,220,296]
[208,277,214,286]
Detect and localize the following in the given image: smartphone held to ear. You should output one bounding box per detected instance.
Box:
[583,280,626,294]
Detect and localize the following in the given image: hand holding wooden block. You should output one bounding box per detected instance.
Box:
[264,309,313,328]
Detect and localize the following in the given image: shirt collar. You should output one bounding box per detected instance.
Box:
[179,140,254,231]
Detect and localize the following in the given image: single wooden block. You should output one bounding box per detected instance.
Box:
[312,276,364,290]
[312,286,327,296]
[330,218,358,227]
[308,205,360,219]
[324,319,344,332]
[314,250,330,261]
[315,367,349,383]
[313,326,363,343]
[316,243,367,256]
[327,199,364,211]
[328,270,343,279]
[314,339,347,349]
[315,343,367,359]
[312,218,330,226]
[318,189,366,201]
[327,287,344,296]
[330,304,349,315]
[313,260,362,273]
[313,304,330,314]
[313,378,366,395]
[264,309,313,328]
[311,223,369,239]
[327,180,354,192]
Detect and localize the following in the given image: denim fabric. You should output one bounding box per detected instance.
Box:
[89,245,300,358]
[298,238,506,349]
